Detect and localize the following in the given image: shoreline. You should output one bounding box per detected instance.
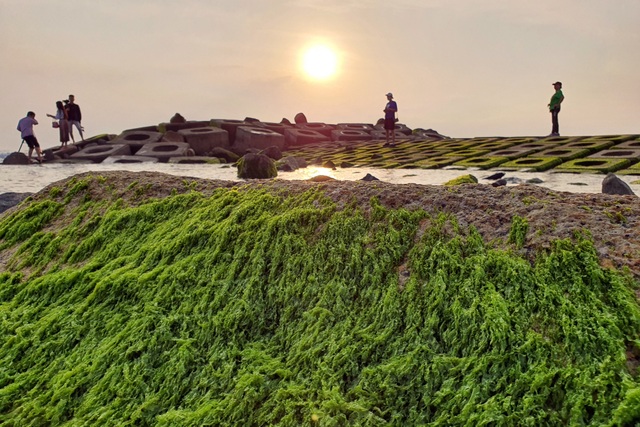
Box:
[0,162,638,195]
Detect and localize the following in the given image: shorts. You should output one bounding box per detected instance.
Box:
[384,118,396,130]
[23,135,40,149]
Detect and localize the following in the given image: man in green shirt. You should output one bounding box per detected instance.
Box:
[548,81,564,136]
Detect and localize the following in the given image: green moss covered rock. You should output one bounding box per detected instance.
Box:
[444,174,478,186]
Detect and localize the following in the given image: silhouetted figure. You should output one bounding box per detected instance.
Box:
[383,92,398,147]
[548,82,564,136]
[66,94,84,142]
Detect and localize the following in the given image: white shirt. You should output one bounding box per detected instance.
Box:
[17,116,38,138]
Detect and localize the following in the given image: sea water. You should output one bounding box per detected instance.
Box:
[0,153,638,194]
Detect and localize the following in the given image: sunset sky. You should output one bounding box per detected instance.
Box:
[1,0,639,152]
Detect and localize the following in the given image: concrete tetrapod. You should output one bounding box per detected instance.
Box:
[295,122,335,138]
[284,128,330,148]
[70,144,132,163]
[135,142,191,162]
[178,127,230,155]
[331,129,373,142]
[109,131,164,153]
[234,126,285,152]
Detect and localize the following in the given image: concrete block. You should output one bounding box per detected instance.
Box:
[234,126,285,152]
[71,144,132,163]
[178,127,230,155]
[135,142,191,162]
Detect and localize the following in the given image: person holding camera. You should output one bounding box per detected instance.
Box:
[17,111,43,163]
[65,94,84,143]
[383,92,398,147]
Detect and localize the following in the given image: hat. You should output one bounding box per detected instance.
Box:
[552,82,562,86]
[385,92,393,98]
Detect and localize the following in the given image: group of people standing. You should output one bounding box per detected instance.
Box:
[16,95,84,163]
[46,94,84,147]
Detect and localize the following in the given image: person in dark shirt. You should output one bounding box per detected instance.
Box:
[383,92,398,147]
[66,94,84,143]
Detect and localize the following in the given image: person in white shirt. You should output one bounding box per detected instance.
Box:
[17,111,43,163]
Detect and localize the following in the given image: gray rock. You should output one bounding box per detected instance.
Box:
[491,179,507,187]
[602,173,636,196]
[361,173,380,181]
[294,112,308,124]
[2,152,30,165]
[169,113,186,124]
[0,192,32,213]
[276,156,307,172]
[261,146,283,160]
[484,172,505,180]
[526,178,544,184]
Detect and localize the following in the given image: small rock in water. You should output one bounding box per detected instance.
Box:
[484,172,505,180]
[322,160,336,170]
[308,175,334,182]
[340,162,354,168]
[526,178,544,184]
[491,179,507,187]
[361,173,380,181]
[602,173,636,196]
[569,182,588,186]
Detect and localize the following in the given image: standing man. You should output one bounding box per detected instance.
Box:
[383,92,398,147]
[548,82,564,137]
[17,111,43,163]
[66,94,84,143]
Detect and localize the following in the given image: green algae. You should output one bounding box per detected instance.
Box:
[0,178,639,425]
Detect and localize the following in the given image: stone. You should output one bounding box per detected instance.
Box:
[3,152,30,165]
[322,160,336,169]
[444,174,478,186]
[0,192,32,213]
[237,153,278,179]
[484,172,505,180]
[209,147,240,163]
[294,112,308,124]
[340,162,354,168]
[308,175,334,182]
[602,173,636,196]
[234,126,285,153]
[260,146,283,161]
[361,173,380,181]
[280,117,292,125]
[276,156,307,172]
[491,179,507,187]
[169,113,186,124]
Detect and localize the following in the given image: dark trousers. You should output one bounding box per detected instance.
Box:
[551,108,560,134]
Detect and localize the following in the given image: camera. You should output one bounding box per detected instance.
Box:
[63,99,69,104]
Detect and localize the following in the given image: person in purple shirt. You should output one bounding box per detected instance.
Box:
[383,92,398,147]
[17,111,43,163]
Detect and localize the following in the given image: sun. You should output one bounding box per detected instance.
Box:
[301,44,338,80]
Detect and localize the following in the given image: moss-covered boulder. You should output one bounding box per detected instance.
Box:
[237,153,277,179]
[444,174,478,186]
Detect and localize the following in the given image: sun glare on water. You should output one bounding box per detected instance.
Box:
[301,44,338,80]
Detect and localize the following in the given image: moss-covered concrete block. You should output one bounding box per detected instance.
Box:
[555,158,632,174]
[500,157,563,172]
[453,156,510,169]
